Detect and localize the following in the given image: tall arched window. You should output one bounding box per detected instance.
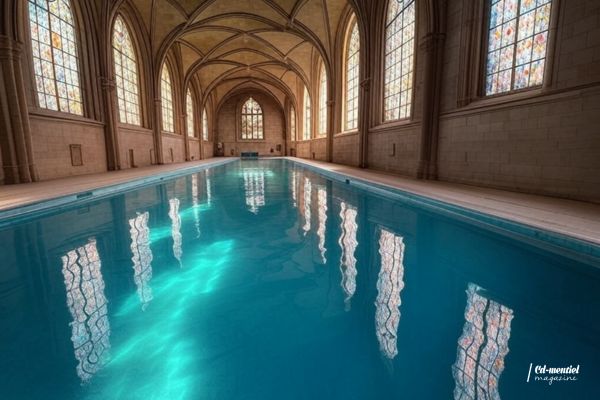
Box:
[241,97,264,140]
[384,0,416,121]
[290,105,296,141]
[112,15,141,125]
[202,108,209,141]
[303,86,311,141]
[345,20,360,131]
[28,0,83,115]
[186,88,195,137]
[485,0,553,95]
[160,64,174,133]
[318,63,328,137]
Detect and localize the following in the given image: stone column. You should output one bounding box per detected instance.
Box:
[153,97,164,164]
[358,77,371,169]
[100,76,121,170]
[326,99,335,162]
[417,32,446,180]
[0,36,38,183]
[182,112,190,161]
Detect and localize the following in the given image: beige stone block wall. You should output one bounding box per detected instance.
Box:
[217,92,285,157]
[162,134,186,163]
[367,126,420,177]
[203,141,214,158]
[30,115,107,180]
[188,138,201,161]
[438,89,600,202]
[312,138,327,160]
[295,141,311,158]
[118,126,154,168]
[332,133,360,166]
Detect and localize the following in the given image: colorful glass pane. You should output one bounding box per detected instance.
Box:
[112,16,141,125]
[303,86,311,140]
[384,0,415,121]
[318,63,328,137]
[345,20,360,131]
[290,105,296,141]
[160,65,174,133]
[28,0,83,115]
[202,108,209,141]
[485,0,553,95]
[241,98,264,140]
[186,89,195,137]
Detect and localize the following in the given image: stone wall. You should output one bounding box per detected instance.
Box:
[437,0,600,202]
[188,138,201,161]
[332,133,359,167]
[118,126,154,168]
[29,114,107,180]
[216,92,285,157]
[161,134,186,164]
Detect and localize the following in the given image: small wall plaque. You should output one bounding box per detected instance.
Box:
[70,144,83,166]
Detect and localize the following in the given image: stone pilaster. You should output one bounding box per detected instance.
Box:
[418,32,446,180]
[100,76,121,170]
[0,35,38,183]
[153,97,164,164]
[326,99,335,162]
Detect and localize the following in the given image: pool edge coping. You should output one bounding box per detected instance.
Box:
[0,158,237,224]
[283,157,600,260]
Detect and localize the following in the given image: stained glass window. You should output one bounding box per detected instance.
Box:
[318,63,328,137]
[345,20,360,130]
[375,228,405,359]
[61,239,110,382]
[384,0,415,121]
[339,202,358,310]
[303,86,312,140]
[290,104,297,141]
[241,97,264,140]
[202,108,209,141]
[186,89,195,137]
[452,283,514,400]
[160,64,174,133]
[112,16,141,125]
[486,0,553,94]
[28,0,83,115]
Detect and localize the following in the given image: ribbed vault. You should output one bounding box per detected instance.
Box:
[127,0,354,109]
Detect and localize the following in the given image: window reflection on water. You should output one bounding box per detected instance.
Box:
[302,177,312,235]
[243,169,266,214]
[129,212,153,310]
[452,283,514,400]
[316,188,327,263]
[191,174,201,237]
[375,228,405,359]
[61,238,110,382]
[338,202,358,310]
[169,198,183,266]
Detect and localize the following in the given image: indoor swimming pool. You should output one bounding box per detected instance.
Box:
[0,159,598,399]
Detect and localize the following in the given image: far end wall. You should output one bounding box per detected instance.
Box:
[216,92,285,157]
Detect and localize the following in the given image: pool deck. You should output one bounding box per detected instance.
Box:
[1,156,599,245]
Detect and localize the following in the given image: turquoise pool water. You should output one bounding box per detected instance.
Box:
[0,159,598,399]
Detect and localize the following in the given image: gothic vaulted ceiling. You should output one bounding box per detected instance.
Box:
[128,0,353,109]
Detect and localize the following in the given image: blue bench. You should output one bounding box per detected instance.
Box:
[241,152,259,160]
